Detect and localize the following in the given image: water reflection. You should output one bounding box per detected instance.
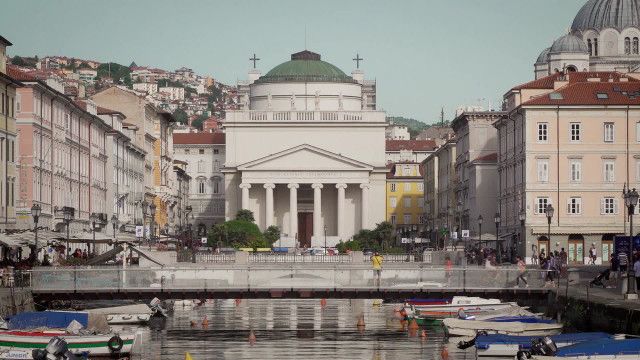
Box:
[127,299,476,360]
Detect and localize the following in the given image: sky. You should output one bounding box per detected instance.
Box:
[1,0,586,124]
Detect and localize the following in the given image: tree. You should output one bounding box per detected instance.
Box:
[97,62,131,84]
[207,223,225,247]
[235,209,255,222]
[224,220,265,249]
[11,56,26,67]
[263,226,280,245]
[172,108,188,124]
[191,114,208,130]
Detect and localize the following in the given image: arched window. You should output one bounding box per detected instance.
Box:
[594,38,598,56]
[212,176,221,194]
[587,39,593,55]
[634,37,639,54]
[625,37,631,54]
[198,178,206,194]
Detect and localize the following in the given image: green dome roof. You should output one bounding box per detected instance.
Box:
[256,50,355,84]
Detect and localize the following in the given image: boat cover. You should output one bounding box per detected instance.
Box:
[475,332,611,350]
[87,304,152,315]
[8,311,88,329]
[555,338,640,356]
[484,316,555,324]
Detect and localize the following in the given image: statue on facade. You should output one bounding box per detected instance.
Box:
[314,90,320,110]
[338,91,344,110]
[290,93,296,110]
[267,92,272,109]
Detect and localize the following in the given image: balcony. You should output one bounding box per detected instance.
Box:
[225,110,386,123]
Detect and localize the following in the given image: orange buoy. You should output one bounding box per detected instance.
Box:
[408,328,418,338]
[441,347,449,359]
[400,319,407,330]
[408,318,419,330]
[420,330,428,339]
[190,320,196,327]
[320,298,327,308]
[356,315,365,328]
[202,315,209,327]
[248,329,257,345]
[235,298,242,306]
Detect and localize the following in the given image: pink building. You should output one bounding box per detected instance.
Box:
[9,65,110,232]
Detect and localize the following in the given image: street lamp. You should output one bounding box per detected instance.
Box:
[149,202,156,243]
[518,209,526,261]
[494,212,501,264]
[141,201,148,242]
[457,200,463,234]
[63,208,74,257]
[477,214,483,245]
[89,212,98,255]
[545,204,554,256]
[111,214,118,241]
[30,203,41,264]
[623,188,639,299]
[324,224,328,254]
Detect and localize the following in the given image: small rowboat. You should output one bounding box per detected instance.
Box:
[403,296,516,320]
[0,330,136,359]
[443,316,562,337]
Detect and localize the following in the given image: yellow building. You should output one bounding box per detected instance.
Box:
[0,36,19,231]
[386,162,425,235]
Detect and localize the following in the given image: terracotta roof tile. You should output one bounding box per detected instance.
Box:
[385,139,437,151]
[96,106,125,117]
[522,81,640,106]
[173,132,225,145]
[511,71,638,90]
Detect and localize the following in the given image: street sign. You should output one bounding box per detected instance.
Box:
[201,237,207,244]
[461,230,470,239]
[451,231,458,240]
[135,226,144,238]
[401,238,411,244]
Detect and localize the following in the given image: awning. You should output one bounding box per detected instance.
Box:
[86,245,124,266]
[0,230,63,248]
[130,247,164,267]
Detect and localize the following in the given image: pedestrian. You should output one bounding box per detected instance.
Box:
[589,244,597,265]
[610,251,619,286]
[516,256,528,288]
[634,255,640,293]
[531,245,538,265]
[445,255,453,284]
[370,251,383,286]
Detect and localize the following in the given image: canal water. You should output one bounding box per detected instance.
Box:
[123,299,477,360]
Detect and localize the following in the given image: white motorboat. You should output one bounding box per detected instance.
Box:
[471,332,611,357]
[443,317,562,337]
[403,296,517,319]
[87,304,154,325]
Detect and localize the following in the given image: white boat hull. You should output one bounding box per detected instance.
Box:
[533,356,640,360]
[105,313,151,325]
[443,318,562,337]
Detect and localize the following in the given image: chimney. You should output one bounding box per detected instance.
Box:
[351,69,364,84]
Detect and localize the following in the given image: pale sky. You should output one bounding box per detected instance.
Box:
[1,0,586,123]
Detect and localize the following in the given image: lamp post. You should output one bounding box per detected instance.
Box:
[545,204,554,256]
[111,214,118,241]
[30,204,41,264]
[89,212,98,256]
[149,202,156,244]
[324,224,328,254]
[623,188,639,299]
[518,209,526,260]
[141,201,148,243]
[63,208,74,257]
[477,214,483,245]
[494,212,501,264]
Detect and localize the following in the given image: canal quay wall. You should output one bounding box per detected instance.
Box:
[0,288,34,318]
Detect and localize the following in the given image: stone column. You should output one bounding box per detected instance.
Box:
[336,183,347,240]
[312,183,323,239]
[240,183,251,210]
[288,183,299,239]
[264,183,275,228]
[360,183,370,230]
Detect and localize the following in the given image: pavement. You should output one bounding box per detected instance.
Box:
[557,266,640,311]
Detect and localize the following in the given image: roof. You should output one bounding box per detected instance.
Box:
[385,139,437,152]
[522,81,640,106]
[550,33,588,53]
[173,132,225,145]
[536,47,551,64]
[0,35,12,47]
[511,71,638,90]
[571,0,640,32]
[386,162,425,179]
[256,50,355,84]
[96,106,125,118]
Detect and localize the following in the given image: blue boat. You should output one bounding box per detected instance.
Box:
[549,338,640,358]
[7,311,90,330]
[473,332,611,357]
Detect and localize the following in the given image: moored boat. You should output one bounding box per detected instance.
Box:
[442,316,562,337]
[522,337,640,360]
[403,296,516,320]
[472,332,611,357]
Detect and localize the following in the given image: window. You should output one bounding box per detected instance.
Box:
[602,197,617,214]
[199,149,204,154]
[625,37,631,54]
[570,160,582,182]
[417,198,424,208]
[214,149,219,154]
[535,197,550,214]
[197,160,204,173]
[184,149,190,154]
[404,214,412,224]
[212,177,221,194]
[390,197,397,208]
[567,197,582,214]
[390,215,396,225]
[417,183,424,192]
[604,161,615,182]
[594,38,598,56]
[596,93,609,99]
[604,123,614,142]
[390,183,396,192]
[213,160,220,172]
[537,159,549,183]
[198,179,206,194]
[404,182,411,191]
[419,215,426,224]
[404,197,411,208]
[634,37,639,54]
[570,123,581,141]
[537,123,548,142]
[588,39,593,55]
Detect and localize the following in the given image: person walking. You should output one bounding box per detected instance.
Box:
[634,255,640,293]
[371,251,383,286]
[531,245,539,266]
[516,256,528,288]
[589,244,597,265]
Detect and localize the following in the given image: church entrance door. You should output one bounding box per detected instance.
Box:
[298,212,313,248]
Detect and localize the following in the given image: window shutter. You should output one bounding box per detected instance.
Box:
[567,198,571,214]
[534,200,539,214]
[600,198,605,215]
[614,198,620,215]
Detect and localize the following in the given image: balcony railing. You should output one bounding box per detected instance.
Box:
[226,110,386,123]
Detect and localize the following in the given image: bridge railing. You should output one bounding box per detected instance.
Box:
[27,266,559,292]
[249,254,352,263]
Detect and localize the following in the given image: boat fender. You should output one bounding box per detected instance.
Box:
[108,335,124,353]
[516,350,531,360]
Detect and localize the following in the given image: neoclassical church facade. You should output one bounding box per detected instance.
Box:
[535,0,640,79]
[223,50,387,248]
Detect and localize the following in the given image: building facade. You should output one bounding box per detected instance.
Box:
[386,162,425,236]
[173,132,226,232]
[498,71,640,264]
[385,140,436,164]
[0,36,19,231]
[226,50,387,248]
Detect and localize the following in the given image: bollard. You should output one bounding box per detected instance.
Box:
[248,329,257,345]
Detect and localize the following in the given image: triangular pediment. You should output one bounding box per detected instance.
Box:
[238,144,373,171]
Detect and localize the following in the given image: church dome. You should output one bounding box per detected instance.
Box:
[550,34,589,53]
[571,0,640,32]
[536,47,551,63]
[256,50,355,84]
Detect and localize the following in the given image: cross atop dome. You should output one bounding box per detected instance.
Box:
[291,50,321,61]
